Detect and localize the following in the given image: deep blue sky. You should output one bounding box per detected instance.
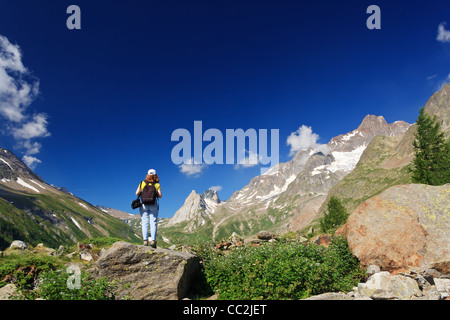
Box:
[0,0,449,218]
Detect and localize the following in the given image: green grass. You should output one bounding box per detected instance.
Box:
[0,250,64,291]
[0,237,120,300]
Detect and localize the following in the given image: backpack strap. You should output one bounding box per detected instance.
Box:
[138,180,146,196]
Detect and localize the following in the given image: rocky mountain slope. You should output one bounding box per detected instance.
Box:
[95,205,141,235]
[315,83,450,227]
[0,148,140,250]
[160,113,412,243]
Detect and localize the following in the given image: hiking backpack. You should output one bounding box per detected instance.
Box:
[141,181,157,205]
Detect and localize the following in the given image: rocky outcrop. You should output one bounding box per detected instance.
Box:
[305,268,450,300]
[166,189,221,229]
[329,115,411,152]
[92,242,200,300]
[339,183,450,273]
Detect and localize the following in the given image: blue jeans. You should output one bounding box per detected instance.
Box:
[139,203,159,241]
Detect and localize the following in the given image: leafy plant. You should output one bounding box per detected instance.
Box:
[197,237,365,300]
[0,252,62,291]
[32,268,116,300]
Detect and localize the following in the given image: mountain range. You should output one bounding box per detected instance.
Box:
[0,149,140,250]
[159,84,450,243]
[1,84,448,249]
[159,114,411,242]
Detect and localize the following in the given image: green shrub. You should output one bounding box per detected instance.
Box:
[198,237,365,300]
[0,252,62,291]
[33,268,116,300]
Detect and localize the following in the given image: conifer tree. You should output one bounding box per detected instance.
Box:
[411,107,450,185]
[320,196,349,233]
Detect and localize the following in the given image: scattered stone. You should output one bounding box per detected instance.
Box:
[311,234,332,247]
[77,243,92,250]
[80,251,94,262]
[56,245,65,256]
[9,240,29,251]
[0,284,18,300]
[366,265,381,276]
[229,232,244,244]
[32,244,56,256]
[304,292,354,300]
[257,231,274,241]
[298,236,308,243]
[216,241,232,250]
[434,278,450,296]
[357,271,422,300]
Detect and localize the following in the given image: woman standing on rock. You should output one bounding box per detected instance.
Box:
[136,169,162,248]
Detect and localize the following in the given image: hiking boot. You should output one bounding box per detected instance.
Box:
[149,240,157,249]
[143,240,148,246]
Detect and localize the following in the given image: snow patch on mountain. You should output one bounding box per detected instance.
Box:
[78,202,89,210]
[30,179,46,189]
[16,177,39,192]
[312,144,367,176]
[71,217,82,230]
[0,158,14,171]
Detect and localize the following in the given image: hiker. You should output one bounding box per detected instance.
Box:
[136,169,162,248]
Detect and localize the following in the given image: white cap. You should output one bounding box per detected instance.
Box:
[148,169,156,175]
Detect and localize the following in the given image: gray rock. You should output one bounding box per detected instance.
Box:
[0,284,18,300]
[93,241,200,300]
[434,278,450,294]
[257,231,274,240]
[366,265,381,276]
[358,271,422,300]
[9,240,29,251]
[412,287,442,300]
[80,251,93,262]
[56,245,65,256]
[304,292,353,300]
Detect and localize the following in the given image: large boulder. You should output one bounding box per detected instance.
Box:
[340,184,450,273]
[93,242,200,300]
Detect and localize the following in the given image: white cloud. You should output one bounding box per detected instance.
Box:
[0,35,39,122]
[0,34,49,168]
[233,150,260,169]
[286,125,329,156]
[179,157,207,177]
[12,113,50,140]
[209,185,222,192]
[22,155,41,170]
[21,141,42,155]
[437,22,450,43]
